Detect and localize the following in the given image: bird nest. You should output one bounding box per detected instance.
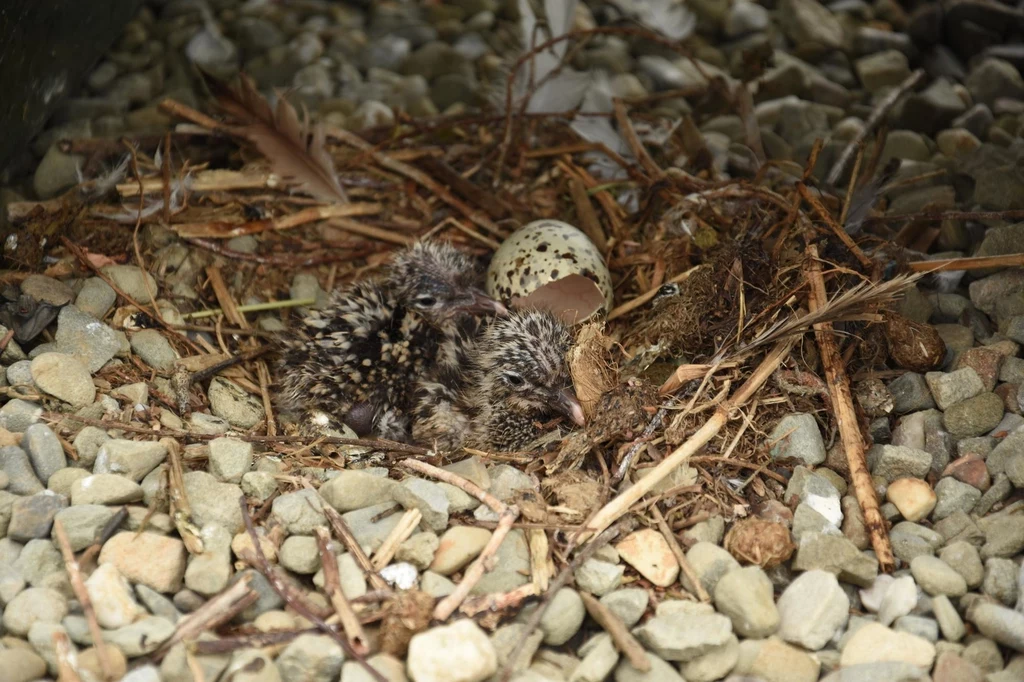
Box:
[4,63,994,669]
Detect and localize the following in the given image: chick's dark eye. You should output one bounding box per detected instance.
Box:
[503,373,524,387]
[414,296,437,307]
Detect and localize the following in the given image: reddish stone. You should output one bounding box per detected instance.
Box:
[996,383,1021,415]
[933,652,983,682]
[954,347,1004,391]
[942,454,991,492]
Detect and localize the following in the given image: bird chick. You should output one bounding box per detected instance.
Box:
[413,309,585,452]
[275,241,505,442]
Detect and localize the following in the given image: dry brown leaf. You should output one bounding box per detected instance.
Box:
[206,73,347,203]
[511,274,606,325]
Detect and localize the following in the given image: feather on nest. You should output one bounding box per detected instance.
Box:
[205,72,347,204]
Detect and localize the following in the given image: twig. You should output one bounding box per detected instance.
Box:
[326,217,416,245]
[826,69,925,186]
[498,520,632,682]
[805,245,894,572]
[528,528,550,593]
[579,338,796,543]
[327,126,505,238]
[567,176,607,252]
[650,506,708,602]
[612,98,663,179]
[797,183,872,269]
[613,407,666,484]
[315,493,390,592]
[371,509,422,570]
[400,459,520,620]
[52,630,83,682]
[163,438,203,554]
[171,203,382,239]
[151,574,258,661]
[53,519,116,682]
[239,497,387,682]
[315,527,371,656]
[181,297,315,320]
[908,253,1024,273]
[580,592,650,671]
[607,267,697,322]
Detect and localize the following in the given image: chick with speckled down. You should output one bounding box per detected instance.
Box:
[412,309,585,452]
[274,242,506,442]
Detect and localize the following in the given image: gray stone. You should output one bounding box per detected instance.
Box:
[129,329,178,370]
[1,586,68,636]
[207,437,252,484]
[537,588,585,646]
[980,514,1024,559]
[0,399,42,432]
[910,555,968,597]
[0,445,44,495]
[320,469,397,512]
[982,557,1019,606]
[393,477,449,532]
[272,489,327,536]
[855,50,911,91]
[987,430,1024,477]
[933,477,981,520]
[472,529,530,595]
[965,58,1024,107]
[52,504,116,551]
[792,532,879,586]
[869,445,932,482]
[684,542,741,596]
[7,492,67,541]
[240,471,277,502]
[769,413,826,465]
[71,426,109,468]
[575,559,624,596]
[208,377,263,429]
[889,373,935,414]
[926,368,985,409]
[102,615,175,656]
[969,602,1024,652]
[94,439,167,482]
[713,566,779,638]
[30,353,95,407]
[894,615,939,642]
[406,620,497,682]
[277,633,344,682]
[70,473,142,505]
[944,392,1004,437]
[938,541,984,589]
[599,588,648,628]
[75,278,117,320]
[778,0,844,49]
[341,502,403,552]
[182,471,244,534]
[634,611,733,662]
[53,305,121,373]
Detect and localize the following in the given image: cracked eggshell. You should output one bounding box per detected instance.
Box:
[486,220,612,316]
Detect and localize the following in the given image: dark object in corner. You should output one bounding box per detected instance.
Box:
[0,287,64,343]
[0,0,142,174]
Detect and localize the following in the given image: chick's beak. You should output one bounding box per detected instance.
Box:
[556,388,586,426]
[461,289,508,316]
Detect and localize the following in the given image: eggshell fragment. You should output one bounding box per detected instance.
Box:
[486,220,612,320]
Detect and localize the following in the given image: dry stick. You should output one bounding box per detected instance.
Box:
[580,592,650,671]
[400,458,521,620]
[171,203,382,239]
[528,528,551,593]
[826,69,925,186]
[53,629,83,682]
[613,407,667,484]
[498,520,633,682]
[315,528,371,656]
[316,494,391,592]
[805,246,895,572]
[607,267,697,322]
[163,437,204,554]
[798,183,873,270]
[909,253,1024,273]
[650,505,709,602]
[151,574,259,661]
[327,216,416,246]
[568,176,608,252]
[238,497,387,682]
[53,519,116,682]
[326,126,505,238]
[579,338,796,543]
[612,97,663,180]
[205,266,276,436]
[838,143,865,227]
[119,168,283,196]
[371,509,422,570]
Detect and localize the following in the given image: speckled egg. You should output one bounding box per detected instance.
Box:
[486,220,613,313]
